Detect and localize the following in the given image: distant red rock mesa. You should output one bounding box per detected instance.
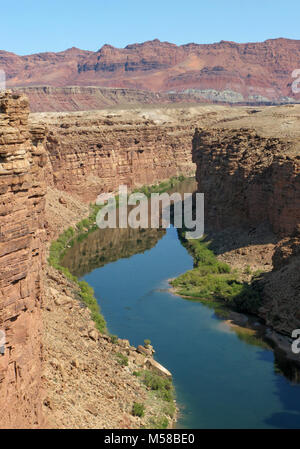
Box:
[1,38,300,111]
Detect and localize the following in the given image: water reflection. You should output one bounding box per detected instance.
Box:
[62,226,166,277]
[62,178,197,277]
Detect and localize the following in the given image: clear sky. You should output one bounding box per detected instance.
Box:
[1,0,299,55]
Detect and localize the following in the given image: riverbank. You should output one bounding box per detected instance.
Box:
[170,228,300,369]
[170,231,262,313]
[42,264,177,428]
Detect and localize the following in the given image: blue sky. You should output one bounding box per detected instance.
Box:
[1,0,299,55]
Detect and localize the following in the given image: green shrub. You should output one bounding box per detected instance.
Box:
[244,265,252,275]
[132,402,145,417]
[116,352,128,366]
[149,416,169,429]
[109,334,118,344]
[172,234,261,313]
[76,222,84,232]
[252,269,263,278]
[91,311,107,333]
[163,402,176,418]
[78,281,106,333]
[133,176,187,198]
[48,210,107,336]
[144,339,151,348]
[233,282,262,313]
[142,371,174,402]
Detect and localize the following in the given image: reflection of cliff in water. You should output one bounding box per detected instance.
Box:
[62,178,197,277]
[62,226,166,277]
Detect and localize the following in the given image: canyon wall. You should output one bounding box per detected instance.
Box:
[192,128,300,237]
[35,111,196,202]
[13,86,184,113]
[258,225,300,335]
[0,92,47,428]
[192,126,300,334]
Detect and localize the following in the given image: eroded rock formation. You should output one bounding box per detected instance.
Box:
[2,38,300,110]
[261,228,300,334]
[192,123,300,334]
[33,110,196,202]
[0,92,47,428]
[13,86,182,113]
[192,128,300,236]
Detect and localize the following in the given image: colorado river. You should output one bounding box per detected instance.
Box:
[62,180,300,429]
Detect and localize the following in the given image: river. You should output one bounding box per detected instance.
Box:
[62,180,300,429]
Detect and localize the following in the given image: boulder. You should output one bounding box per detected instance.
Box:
[137,345,152,357]
[145,358,172,379]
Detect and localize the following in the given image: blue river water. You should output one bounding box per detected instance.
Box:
[77,225,300,429]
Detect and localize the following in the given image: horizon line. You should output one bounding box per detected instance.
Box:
[1,36,299,58]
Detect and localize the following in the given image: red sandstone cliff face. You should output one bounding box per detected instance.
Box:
[1,38,300,111]
[0,93,47,428]
[12,86,183,113]
[192,128,300,237]
[34,111,196,202]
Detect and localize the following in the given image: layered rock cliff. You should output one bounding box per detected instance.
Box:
[13,86,184,113]
[32,109,196,202]
[192,123,300,334]
[261,229,300,334]
[192,128,300,236]
[0,92,47,428]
